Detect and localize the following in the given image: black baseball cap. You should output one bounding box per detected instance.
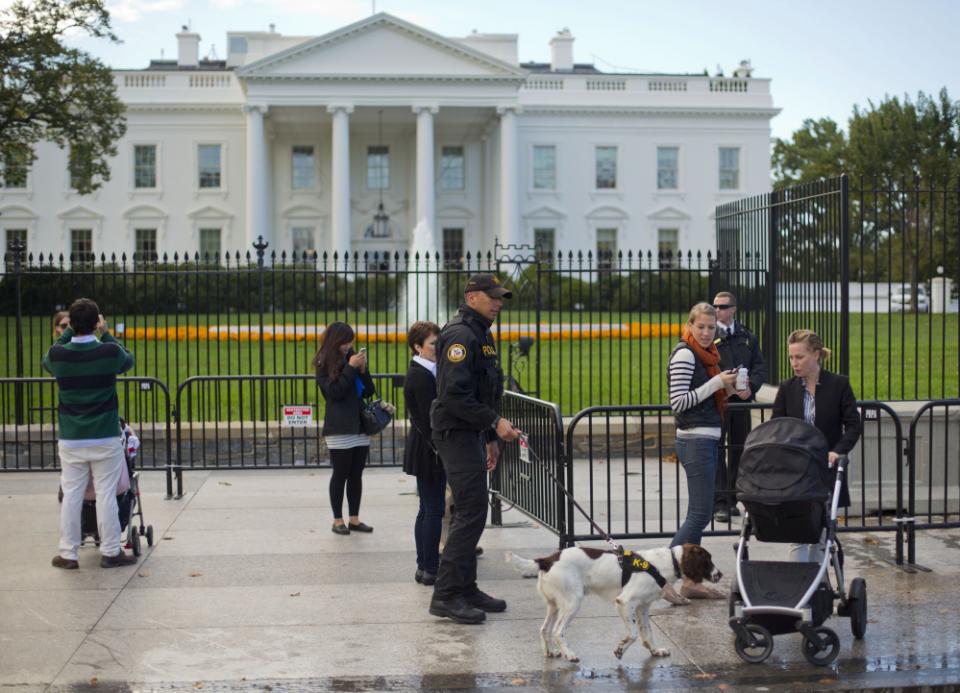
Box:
[464,273,512,299]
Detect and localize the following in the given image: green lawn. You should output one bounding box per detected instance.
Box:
[3,312,957,424]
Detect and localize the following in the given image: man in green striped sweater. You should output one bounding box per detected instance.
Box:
[43,298,137,569]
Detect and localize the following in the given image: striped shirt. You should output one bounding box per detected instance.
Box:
[803,380,818,425]
[325,433,371,450]
[668,347,723,439]
[42,330,134,444]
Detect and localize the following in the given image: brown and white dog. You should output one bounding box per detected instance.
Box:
[507,544,722,662]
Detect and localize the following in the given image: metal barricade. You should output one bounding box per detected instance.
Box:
[489,391,566,536]
[0,376,175,498]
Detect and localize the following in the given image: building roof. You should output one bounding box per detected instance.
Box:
[520,61,707,78]
[144,60,229,71]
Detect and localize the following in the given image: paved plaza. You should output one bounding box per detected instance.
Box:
[2,467,959,691]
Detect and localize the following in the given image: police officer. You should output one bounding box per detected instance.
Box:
[712,291,766,522]
[428,273,520,624]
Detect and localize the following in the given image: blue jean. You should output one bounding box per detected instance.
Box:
[415,472,446,574]
[670,435,719,548]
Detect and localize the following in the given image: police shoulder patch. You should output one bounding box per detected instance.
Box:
[447,343,467,362]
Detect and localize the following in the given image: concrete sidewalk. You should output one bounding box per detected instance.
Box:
[2,467,959,692]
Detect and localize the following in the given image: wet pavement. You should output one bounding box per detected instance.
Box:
[2,467,958,692]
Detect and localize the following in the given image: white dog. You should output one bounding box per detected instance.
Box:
[507,544,722,662]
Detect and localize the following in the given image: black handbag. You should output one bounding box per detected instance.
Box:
[360,398,392,436]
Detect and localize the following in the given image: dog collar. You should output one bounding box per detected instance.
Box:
[621,550,666,589]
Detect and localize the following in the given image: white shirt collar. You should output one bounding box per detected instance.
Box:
[70,334,98,344]
[413,355,437,377]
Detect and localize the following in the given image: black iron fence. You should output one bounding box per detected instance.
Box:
[717,174,960,400]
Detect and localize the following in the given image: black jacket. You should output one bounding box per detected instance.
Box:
[668,342,722,430]
[772,369,862,507]
[316,353,376,436]
[430,305,503,439]
[403,360,442,482]
[715,321,766,402]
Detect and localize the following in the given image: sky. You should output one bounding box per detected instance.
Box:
[53,0,960,141]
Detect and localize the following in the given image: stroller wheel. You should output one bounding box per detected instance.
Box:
[130,521,142,557]
[146,525,154,547]
[848,578,867,639]
[734,623,773,664]
[801,627,840,666]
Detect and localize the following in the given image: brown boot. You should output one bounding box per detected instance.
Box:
[52,555,79,570]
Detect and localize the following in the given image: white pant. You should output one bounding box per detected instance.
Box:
[790,528,827,563]
[58,440,124,560]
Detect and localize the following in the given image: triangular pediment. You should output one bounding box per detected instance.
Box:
[238,13,525,80]
[187,205,233,220]
[523,205,565,221]
[57,205,102,220]
[647,205,691,221]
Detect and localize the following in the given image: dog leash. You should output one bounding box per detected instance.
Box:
[515,431,625,558]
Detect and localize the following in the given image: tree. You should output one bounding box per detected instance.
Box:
[0,0,126,194]
[772,117,847,191]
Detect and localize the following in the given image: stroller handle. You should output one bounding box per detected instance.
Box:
[833,454,849,471]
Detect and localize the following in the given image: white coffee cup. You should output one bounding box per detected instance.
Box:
[736,367,749,391]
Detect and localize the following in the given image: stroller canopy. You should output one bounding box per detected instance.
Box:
[736,418,831,504]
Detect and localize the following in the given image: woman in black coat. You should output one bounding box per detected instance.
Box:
[402,320,443,585]
[773,329,862,560]
[315,321,376,536]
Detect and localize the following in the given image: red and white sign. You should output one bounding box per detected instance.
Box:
[518,433,530,463]
[282,405,313,427]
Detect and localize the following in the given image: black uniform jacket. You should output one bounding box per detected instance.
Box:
[772,369,862,507]
[316,354,376,436]
[430,305,503,439]
[715,321,766,402]
[403,359,442,482]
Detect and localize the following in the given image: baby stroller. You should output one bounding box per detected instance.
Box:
[64,419,155,556]
[728,417,867,666]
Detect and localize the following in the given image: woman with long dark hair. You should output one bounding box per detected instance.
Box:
[314,321,376,535]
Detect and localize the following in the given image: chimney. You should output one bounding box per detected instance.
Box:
[550,28,574,72]
[176,27,201,68]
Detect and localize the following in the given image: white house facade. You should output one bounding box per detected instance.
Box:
[0,13,778,266]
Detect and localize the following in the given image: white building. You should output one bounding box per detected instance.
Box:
[0,13,778,266]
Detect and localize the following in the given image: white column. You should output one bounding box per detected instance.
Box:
[244,104,270,250]
[497,105,520,248]
[413,105,438,251]
[327,104,354,259]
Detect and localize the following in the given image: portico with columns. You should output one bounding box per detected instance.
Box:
[235,13,527,260]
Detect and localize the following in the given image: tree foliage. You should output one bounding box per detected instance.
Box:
[0,0,126,194]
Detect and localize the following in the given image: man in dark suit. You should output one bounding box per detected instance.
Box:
[712,291,766,522]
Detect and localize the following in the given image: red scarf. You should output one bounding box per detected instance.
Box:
[682,327,728,421]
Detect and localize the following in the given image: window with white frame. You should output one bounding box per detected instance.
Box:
[658,228,679,269]
[135,228,157,264]
[198,144,222,189]
[2,146,29,189]
[4,228,27,270]
[291,226,315,260]
[440,146,465,191]
[443,227,464,269]
[534,228,555,263]
[199,227,221,262]
[532,145,556,190]
[595,146,617,189]
[291,146,315,190]
[367,145,389,190]
[718,146,740,190]
[657,146,679,190]
[596,227,617,270]
[70,228,94,265]
[134,145,157,189]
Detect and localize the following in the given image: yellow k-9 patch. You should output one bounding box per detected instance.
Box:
[482,345,497,357]
[447,344,467,362]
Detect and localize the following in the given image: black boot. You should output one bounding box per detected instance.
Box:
[429,595,485,624]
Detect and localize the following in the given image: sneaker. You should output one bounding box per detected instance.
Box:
[100,551,137,568]
[429,596,485,624]
[465,589,507,613]
[52,555,79,570]
[714,508,730,523]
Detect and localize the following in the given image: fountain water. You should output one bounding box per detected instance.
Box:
[400,220,448,326]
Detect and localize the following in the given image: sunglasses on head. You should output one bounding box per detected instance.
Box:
[713,304,734,309]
